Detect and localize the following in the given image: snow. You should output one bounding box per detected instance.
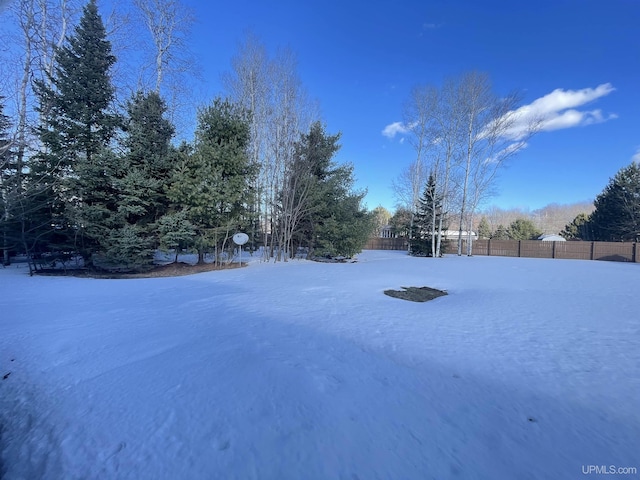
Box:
[1,250,638,479]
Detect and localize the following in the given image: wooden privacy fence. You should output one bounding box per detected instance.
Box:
[468,239,640,262]
[364,237,408,250]
[365,237,640,263]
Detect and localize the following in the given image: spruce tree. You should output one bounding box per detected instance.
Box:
[287,122,341,257]
[477,217,492,239]
[507,218,541,240]
[96,91,176,271]
[410,173,443,256]
[32,0,119,264]
[389,208,412,238]
[0,99,17,265]
[492,224,509,240]
[589,162,640,241]
[168,98,255,264]
[35,0,118,168]
[560,213,591,240]
[312,165,373,258]
[288,122,373,259]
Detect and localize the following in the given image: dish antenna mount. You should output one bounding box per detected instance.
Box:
[233,232,249,265]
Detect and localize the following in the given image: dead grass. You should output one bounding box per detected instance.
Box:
[36,261,246,279]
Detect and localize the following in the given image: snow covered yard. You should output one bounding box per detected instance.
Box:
[1,250,638,480]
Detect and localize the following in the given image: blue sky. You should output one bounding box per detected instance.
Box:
[5,0,637,212]
[184,0,639,213]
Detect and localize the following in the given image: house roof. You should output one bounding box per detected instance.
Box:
[538,234,566,242]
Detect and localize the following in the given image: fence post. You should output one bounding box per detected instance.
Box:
[518,241,521,257]
[590,241,595,260]
[552,241,556,259]
[634,243,639,263]
[488,239,491,256]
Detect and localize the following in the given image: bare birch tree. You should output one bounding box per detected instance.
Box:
[455,72,538,255]
[268,48,311,261]
[400,85,431,250]
[428,79,465,257]
[133,0,194,92]
[132,0,197,138]
[223,36,318,261]
[0,0,80,266]
[402,72,538,257]
[222,34,271,255]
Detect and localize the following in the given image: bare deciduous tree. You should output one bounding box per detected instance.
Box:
[224,35,319,261]
[398,85,433,249]
[0,0,80,267]
[132,0,197,138]
[455,72,537,255]
[222,33,270,254]
[133,0,194,92]
[401,72,539,256]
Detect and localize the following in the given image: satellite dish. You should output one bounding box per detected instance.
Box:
[233,232,249,246]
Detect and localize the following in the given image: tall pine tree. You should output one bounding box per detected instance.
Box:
[410,173,444,257]
[168,98,256,264]
[289,122,374,259]
[560,213,591,240]
[94,91,177,271]
[31,0,119,266]
[589,162,640,241]
[477,217,491,239]
[0,98,17,266]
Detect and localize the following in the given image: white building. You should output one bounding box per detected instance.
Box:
[538,234,566,242]
[441,230,477,241]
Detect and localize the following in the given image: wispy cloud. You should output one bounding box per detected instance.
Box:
[382,122,409,139]
[383,84,616,145]
[632,148,640,163]
[501,83,617,140]
[485,141,529,165]
[418,21,442,38]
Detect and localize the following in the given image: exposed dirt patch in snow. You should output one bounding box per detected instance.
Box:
[384,286,448,302]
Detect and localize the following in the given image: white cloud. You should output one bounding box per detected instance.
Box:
[499,83,617,140]
[384,84,616,144]
[482,141,529,165]
[632,148,640,163]
[382,122,409,139]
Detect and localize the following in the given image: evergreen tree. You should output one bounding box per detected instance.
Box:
[560,213,591,240]
[492,224,509,240]
[35,0,118,168]
[311,164,374,258]
[507,218,541,240]
[286,122,341,258]
[410,173,444,256]
[288,123,374,259]
[477,217,492,239]
[0,98,17,265]
[119,91,175,226]
[157,209,196,262]
[589,162,640,241]
[94,91,177,271]
[389,207,412,238]
[371,205,392,236]
[168,98,256,264]
[31,0,118,264]
[73,148,122,265]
